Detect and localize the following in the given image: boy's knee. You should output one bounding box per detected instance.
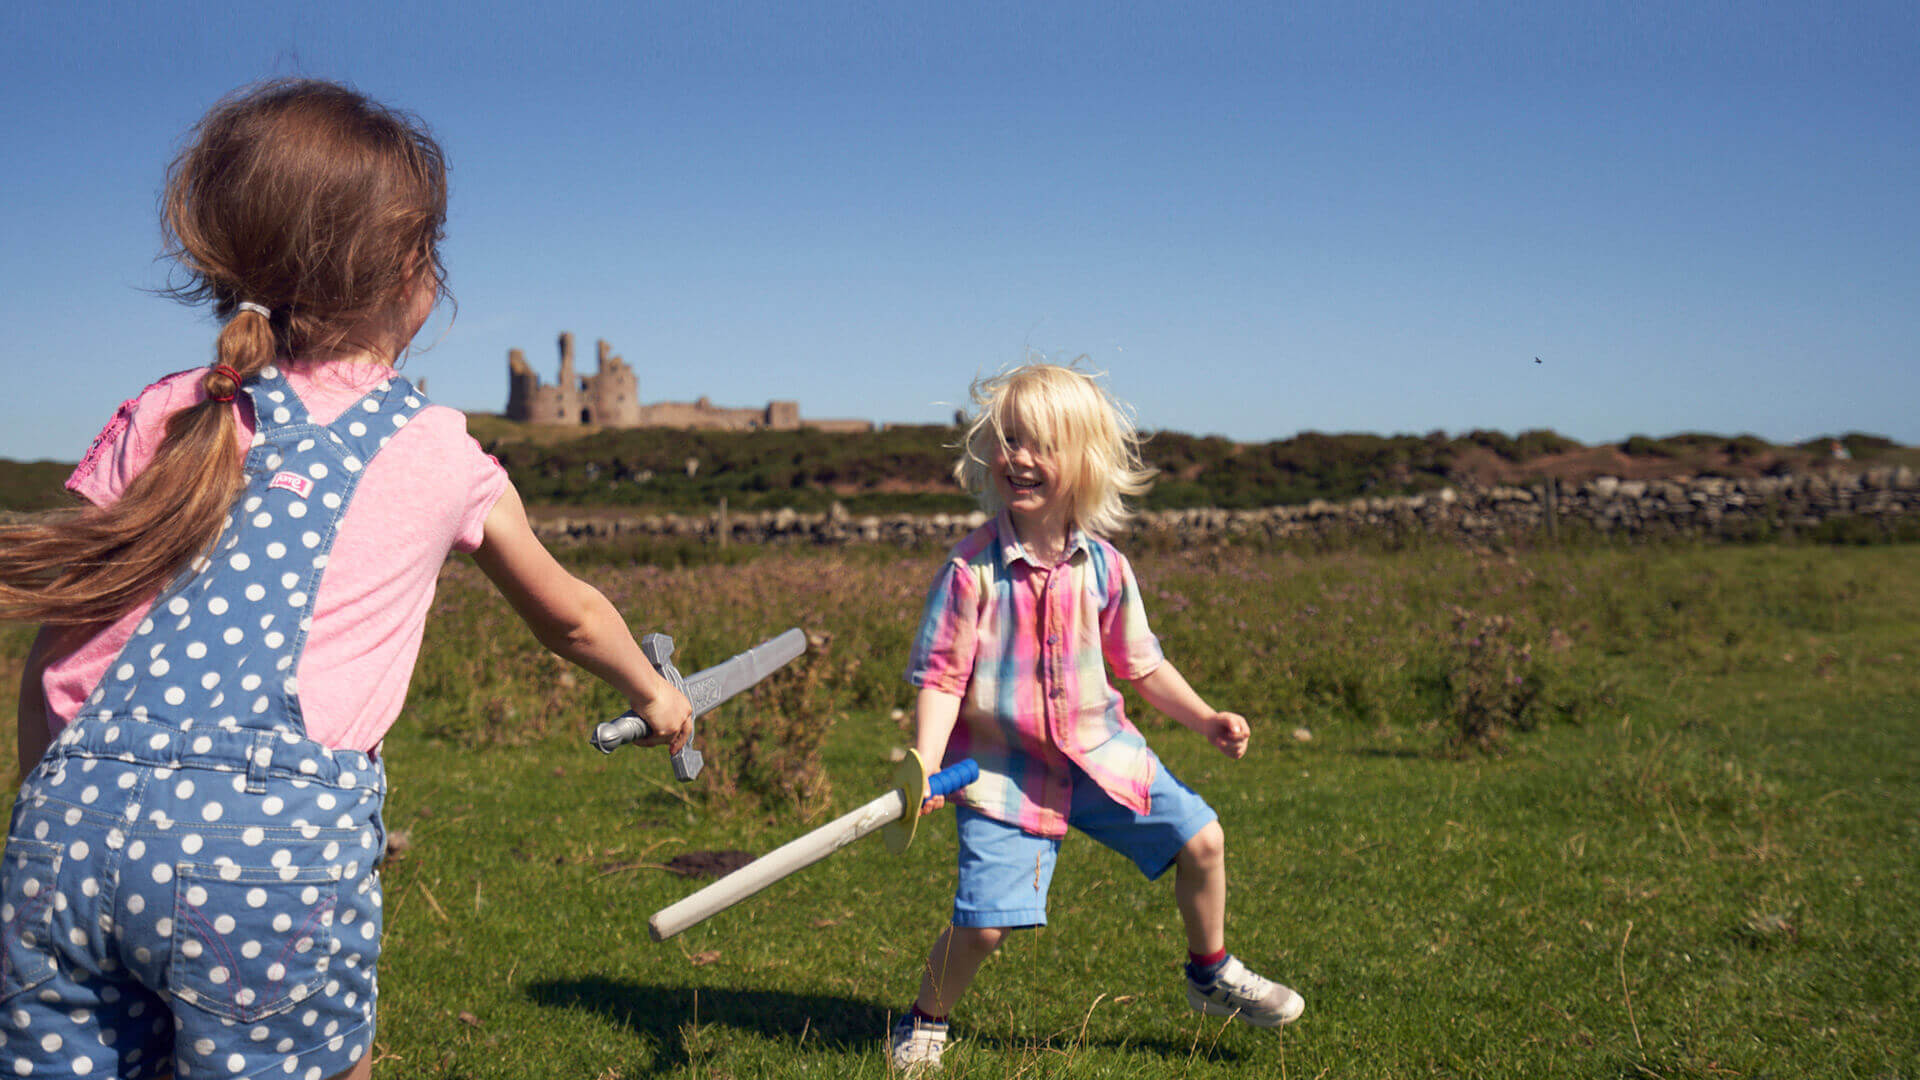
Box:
[1181,821,1225,868]
[954,924,1008,953]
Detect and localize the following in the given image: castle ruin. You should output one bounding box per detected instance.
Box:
[505,332,871,433]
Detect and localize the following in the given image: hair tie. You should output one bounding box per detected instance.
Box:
[236,301,271,320]
[208,364,242,403]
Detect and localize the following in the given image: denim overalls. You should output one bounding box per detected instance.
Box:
[3,366,426,1079]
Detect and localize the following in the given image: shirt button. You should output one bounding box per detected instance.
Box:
[1046,635,1059,645]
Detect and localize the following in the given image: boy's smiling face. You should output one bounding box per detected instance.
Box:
[992,420,1069,524]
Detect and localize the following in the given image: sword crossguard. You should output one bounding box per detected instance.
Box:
[643,634,705,782]
[588,633,705,781]
[590,627,806,783]
[881,752,980,856]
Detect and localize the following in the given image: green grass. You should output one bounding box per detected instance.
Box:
[5,542,1918,1077]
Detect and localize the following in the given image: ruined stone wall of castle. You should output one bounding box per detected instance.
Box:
[504,331,871,431]
[506,347,577,424]
[581,339,641,426]
[804,419,875,434]
[634,398,782,431]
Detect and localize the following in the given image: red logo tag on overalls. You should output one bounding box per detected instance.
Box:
[269,471,314,499]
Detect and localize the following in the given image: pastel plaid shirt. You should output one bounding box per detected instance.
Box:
[907,512,1166,838]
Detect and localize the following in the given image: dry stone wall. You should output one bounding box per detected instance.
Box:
[531,466,1920,547]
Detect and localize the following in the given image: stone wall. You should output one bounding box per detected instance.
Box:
[530,466,1920,547]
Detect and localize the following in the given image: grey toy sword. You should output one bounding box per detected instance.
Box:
[590,627,807,781]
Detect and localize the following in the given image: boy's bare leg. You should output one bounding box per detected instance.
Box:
[914,925,1006,1016]
[1173,821,1227,955]
[326,1054,373,1080]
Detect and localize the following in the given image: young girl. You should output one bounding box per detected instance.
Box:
[890,363,1302,1071]
[0,81,692,1080]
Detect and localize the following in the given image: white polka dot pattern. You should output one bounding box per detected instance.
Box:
[0,368,423,1078]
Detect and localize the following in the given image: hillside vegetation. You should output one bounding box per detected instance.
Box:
[3,423,1910,517]
[0,459,82,513]
[467,420,1910,516]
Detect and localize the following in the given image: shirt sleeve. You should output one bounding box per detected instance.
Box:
[1100,549,1165,680]
[66,373,200,508]
[905,557,979,696]
[450,432,511,554]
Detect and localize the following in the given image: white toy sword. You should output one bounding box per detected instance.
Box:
[649,750,979,941]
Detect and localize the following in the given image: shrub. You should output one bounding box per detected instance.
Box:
[1441,607,1547,756]
[1621,435,1676,458]
[690,635,844,817]
[1509,428,1577,461]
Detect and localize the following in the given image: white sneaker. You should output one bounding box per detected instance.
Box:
[889,1013,949,1073]
[1186,956,1305,1027]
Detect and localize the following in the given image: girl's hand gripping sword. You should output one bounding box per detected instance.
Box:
[590,627,807,781]
[648,750,979,941]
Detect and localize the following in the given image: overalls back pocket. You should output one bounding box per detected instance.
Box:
[168,860,342,1023]
[0,838,63,1003]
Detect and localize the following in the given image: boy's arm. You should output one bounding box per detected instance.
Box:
[1131,661,1250,759]
[912,686,963,814]
[472,484,693,751]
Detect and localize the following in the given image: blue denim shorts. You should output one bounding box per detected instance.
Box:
[951,755,1217,929]
[2,725,386,1080]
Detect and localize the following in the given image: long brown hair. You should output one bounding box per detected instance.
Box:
[0,80,448,626]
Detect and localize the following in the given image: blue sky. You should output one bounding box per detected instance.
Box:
[3,2,1914,462]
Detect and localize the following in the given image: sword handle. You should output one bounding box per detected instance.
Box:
[587,633,705,782]
[926,759,979,803]
[591,712,652,753]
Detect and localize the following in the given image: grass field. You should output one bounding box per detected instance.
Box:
[5,540,1917,1078]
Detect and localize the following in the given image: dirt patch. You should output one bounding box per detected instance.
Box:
[665,850,758,879]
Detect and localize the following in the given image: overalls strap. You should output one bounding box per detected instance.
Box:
[69,364,429,777]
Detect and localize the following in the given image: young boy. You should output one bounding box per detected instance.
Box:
[891,363,1302,1072]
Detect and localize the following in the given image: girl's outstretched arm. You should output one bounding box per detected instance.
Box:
[472,484,692,750]
[913,686,963,814]
[1132,661,1250,759]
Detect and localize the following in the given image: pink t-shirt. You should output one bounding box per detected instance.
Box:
[43,362,510,753]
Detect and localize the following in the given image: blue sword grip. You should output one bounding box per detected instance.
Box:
[926,759,979,801]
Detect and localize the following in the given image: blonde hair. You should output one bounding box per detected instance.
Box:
[954,362,1156,537]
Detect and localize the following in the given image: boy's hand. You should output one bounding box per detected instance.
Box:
[1206,711,1251,759]
[626,688,696,754]
[918,758,947,816]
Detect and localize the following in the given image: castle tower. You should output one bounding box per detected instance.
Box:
[505,347,541,422]
[582,339,640,426]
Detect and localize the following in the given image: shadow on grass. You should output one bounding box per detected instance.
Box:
[528,977,1246,1074]
[1348,748,1428,759]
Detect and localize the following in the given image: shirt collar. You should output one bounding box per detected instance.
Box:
[995,509,1090,569]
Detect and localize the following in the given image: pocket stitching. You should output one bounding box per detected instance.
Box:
[169,862,341,1023]
[1,838,63,1002]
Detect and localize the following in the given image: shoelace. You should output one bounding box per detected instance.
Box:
[896,1019,948,1043]
[1216,959,1275,1000]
